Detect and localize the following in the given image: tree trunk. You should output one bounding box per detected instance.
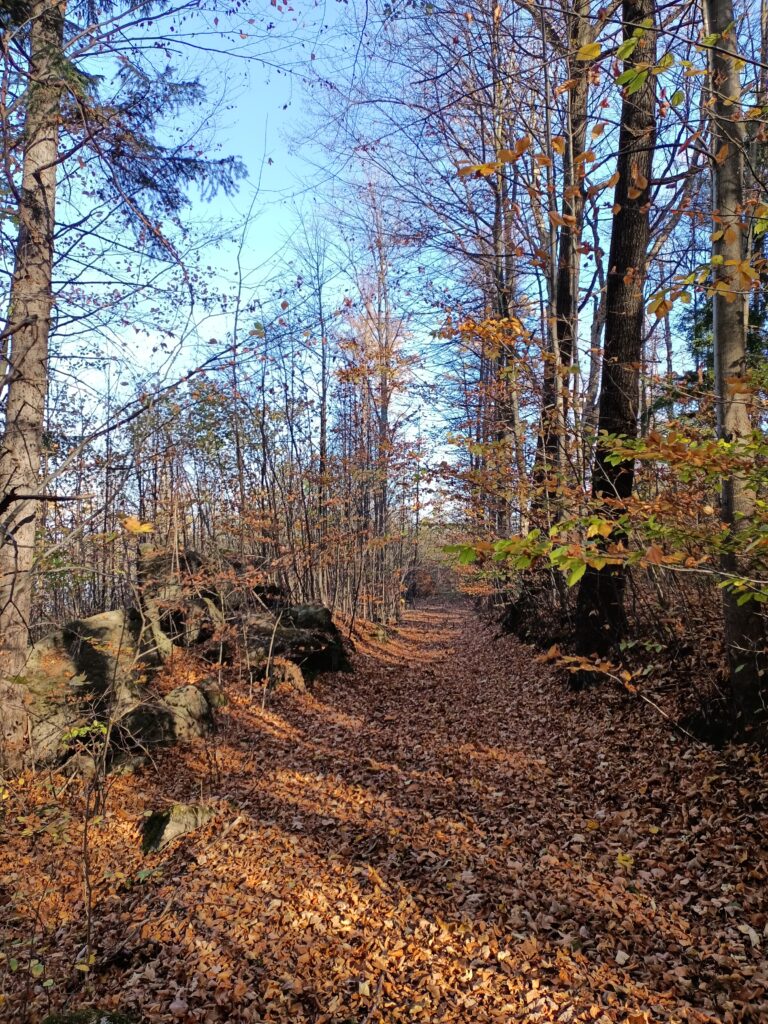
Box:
[0,0,65,677]
[575,0,657,656]
[705,0,767,729]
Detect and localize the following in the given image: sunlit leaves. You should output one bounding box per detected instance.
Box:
[119,515,155,534]
[576,41,602,62]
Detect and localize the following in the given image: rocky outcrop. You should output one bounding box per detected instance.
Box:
[136,546,224,662]
[1,548,348,769]
[1,609,216,769]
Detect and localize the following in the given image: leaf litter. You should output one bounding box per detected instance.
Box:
[1,605,766,1023]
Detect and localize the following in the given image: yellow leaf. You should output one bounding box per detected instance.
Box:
[616,851,635,870]
[576,41,602,61]
[586,818,600,830]
[457,161,500,177]
[119,515,155,535]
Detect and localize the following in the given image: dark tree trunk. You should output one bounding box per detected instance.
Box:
[574,0,657,657]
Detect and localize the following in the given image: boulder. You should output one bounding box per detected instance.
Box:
[198,677,228,708]
[1,610,142,769]
[245,610,349,675]
[0,604,218,768]
[140,802,215,853]
[262,657,306,694]
[283,603,335,631]
[114,699,175,751]
[164,685,214,740]
[114,684,214,753]
[136,546,224,662]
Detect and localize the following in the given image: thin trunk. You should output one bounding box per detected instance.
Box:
[705,0,766,727]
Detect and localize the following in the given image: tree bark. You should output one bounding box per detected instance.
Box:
[575,0,657,656]
[705,0,766,729]
[0,0,65,676]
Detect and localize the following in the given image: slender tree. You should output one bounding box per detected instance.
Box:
[704,0,766,728]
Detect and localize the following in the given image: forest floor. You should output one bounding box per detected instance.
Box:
[1,605,768,1024]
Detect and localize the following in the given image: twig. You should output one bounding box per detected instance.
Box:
[261,612,282,711]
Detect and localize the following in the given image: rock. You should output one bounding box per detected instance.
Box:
[164,685,213,740]
[264,657,306,693]
[198,677,228,708]
[1,610,142,769]
[136,546,223,663]
[23,610,141,711]
[245,614,349,675]
[141,802,215,853]
[114,683,213,752]
[115,699,176,751]
[42,1009,137,1023]
[284,603,334,631]
[61,610,142,705]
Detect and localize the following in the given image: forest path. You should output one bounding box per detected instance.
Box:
[5,605,768,1023]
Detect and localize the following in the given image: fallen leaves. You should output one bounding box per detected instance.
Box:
[1,606,767,1022]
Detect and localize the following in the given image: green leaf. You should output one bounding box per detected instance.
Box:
[458,547,477,565]
[616,37,638,60]
[626,69,649,95]
[616,68,638,86]
[701,33,719,46]
[670,89,685,106]
[567,562,587,587]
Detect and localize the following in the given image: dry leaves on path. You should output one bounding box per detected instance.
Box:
[1,605,767,1023]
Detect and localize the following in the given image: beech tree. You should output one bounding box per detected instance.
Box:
[574,0,658,655]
